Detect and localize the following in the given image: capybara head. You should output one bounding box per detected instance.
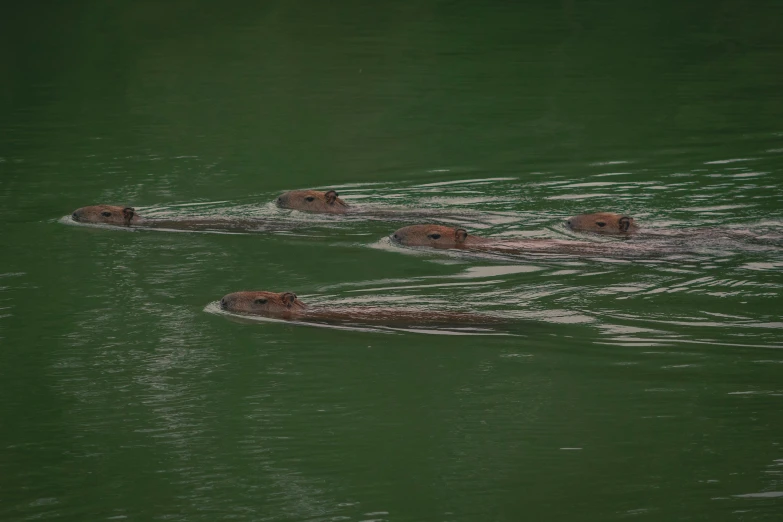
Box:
[276,189,348,214]
[566,212,636,235]
[219,291,306,317]
[391,224,474,249]
[71,205,140,226]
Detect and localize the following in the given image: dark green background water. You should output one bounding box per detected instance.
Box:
[2,1,782,520]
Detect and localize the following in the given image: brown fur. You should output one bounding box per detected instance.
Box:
[566,212,637,235]
[276,189,348,214]
[391,225,491,249]
[71,205,143,226]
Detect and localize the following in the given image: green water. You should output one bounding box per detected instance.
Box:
[2,1,783,520]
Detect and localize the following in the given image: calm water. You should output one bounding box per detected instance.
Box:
[2,1,782,520]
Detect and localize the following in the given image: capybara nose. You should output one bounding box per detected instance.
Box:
[276,196,284,206]
[72,211,80,221]
[220,298,227,309]
[392,233,400,242]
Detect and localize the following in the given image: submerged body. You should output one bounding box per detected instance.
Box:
[219,291,502,328]
[70,205,286,232]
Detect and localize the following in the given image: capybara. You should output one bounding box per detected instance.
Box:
[219,290,503,328]
[70,205,289,232]
[390,224,661,257]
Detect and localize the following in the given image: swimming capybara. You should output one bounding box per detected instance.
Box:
[274,188,487,223]
[70,204,292,233]
[564,212,782,246]
[219,290,503,327]
[390,224,662,257]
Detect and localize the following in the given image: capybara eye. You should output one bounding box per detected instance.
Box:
[596,222,606,227]
[428,233,441,240]
[305,196,315,202]
[101,211,112,217]
[254,298,268,305]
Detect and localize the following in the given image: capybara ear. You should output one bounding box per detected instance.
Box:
[455,228,468,243]
[325,190,339,204]
[122,207,135,226]
[281,292,297,307]
[619,216,632,232]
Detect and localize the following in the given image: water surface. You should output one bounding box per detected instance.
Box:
[1,1,782,521]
